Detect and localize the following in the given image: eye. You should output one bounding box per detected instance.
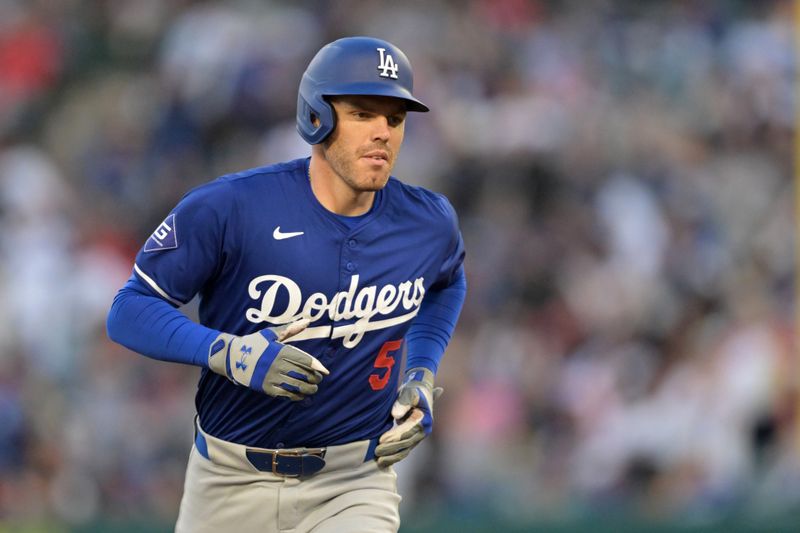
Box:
[353,111,372,119]
[388,114,406,127]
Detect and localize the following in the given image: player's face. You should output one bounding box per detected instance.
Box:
[322,95,406,192]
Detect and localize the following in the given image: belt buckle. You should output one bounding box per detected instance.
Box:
[272,449,301,477]
[271,447,326,477]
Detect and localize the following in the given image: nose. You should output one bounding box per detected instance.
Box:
[371,116,391,142]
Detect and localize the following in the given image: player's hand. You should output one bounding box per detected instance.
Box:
[207,319,329,401]
[375,367,442,468]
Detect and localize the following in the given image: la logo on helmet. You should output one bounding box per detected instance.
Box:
[377,48,399,79]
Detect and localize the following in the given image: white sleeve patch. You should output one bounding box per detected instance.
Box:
[144,214,178,252]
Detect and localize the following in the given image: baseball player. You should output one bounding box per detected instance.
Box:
[107,36,466,533]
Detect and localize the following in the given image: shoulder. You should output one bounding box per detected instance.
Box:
[385,177,459,225]
[218,158,306,187]
[182,158,306,205]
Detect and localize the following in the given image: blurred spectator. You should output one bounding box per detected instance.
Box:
[0,0,795,528]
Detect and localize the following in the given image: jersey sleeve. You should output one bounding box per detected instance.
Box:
[133,179,235,306]
[405,193,467,374]
[405,265,466,373]
[431,194,466,290]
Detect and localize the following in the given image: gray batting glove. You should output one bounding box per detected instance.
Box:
[208,319,329,401]
[375,367,442,467]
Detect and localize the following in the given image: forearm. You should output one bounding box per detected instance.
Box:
[106,275,218,367]
[405,266,467,374]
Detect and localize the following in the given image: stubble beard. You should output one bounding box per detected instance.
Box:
[323,140,392,193]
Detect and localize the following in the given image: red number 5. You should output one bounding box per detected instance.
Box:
[369,339,402,391]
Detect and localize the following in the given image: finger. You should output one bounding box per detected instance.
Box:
[433,387,443,401]
[267,386,304,401]
[375,436,414,457]
[274,359,324,385]
[376,448,408,466]
[276,318,310,342]
[391,388,419,419]
[379,409,424,444]
[391,400,411,420]
[277,374,319,396]
[289,352,331,376]
[381,421,424,446]
[286,368,323,385]
[376,449,413,468]
[376,446,413,468]
[303,355,329,375]
[280,346,330,376]
[375,431,425,457]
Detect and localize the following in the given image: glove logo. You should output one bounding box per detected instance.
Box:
[377,48,399,79]
[236,345,252,371]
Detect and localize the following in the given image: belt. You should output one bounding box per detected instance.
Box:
[245,446,326,477]
[193,419,379,478]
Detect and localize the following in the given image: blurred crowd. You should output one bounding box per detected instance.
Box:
[0,0,796,528]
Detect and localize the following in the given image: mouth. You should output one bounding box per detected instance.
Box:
[361,150,389,165]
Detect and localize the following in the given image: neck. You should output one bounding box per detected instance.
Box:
[308,148,376,216]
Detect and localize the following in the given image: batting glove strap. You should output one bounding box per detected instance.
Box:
[208,333,235,379]
[403,367,435,389]
[208,330,278,387]
[207,329,328,400]
[392,367,436,434]
[249,337,284,390]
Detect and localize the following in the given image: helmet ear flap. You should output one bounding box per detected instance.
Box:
[296,90,336,144]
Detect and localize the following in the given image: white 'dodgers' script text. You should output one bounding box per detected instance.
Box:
[246,274,425,348]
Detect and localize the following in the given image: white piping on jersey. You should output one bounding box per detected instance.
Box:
[134,263,185,307]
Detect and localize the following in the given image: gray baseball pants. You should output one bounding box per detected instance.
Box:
[174,421,401,533]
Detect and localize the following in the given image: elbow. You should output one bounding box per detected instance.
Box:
[454,267,467,290]
[106,291,129,346]
[106,298,122,345]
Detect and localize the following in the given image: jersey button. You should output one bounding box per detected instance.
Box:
[345,262,355,272]
[276,442,285,449]
[347,239,357,248]
[302,398,312,407]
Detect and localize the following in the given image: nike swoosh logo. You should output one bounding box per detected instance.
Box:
[273,226,304,240]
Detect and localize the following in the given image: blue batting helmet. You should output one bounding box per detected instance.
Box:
[296,36,429,144]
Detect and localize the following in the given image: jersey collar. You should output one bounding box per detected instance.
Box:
[301,157,387,233]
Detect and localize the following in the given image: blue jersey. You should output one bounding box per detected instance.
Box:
[133,157,465,448]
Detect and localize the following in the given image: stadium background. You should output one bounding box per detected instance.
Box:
[0,0,796,531]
